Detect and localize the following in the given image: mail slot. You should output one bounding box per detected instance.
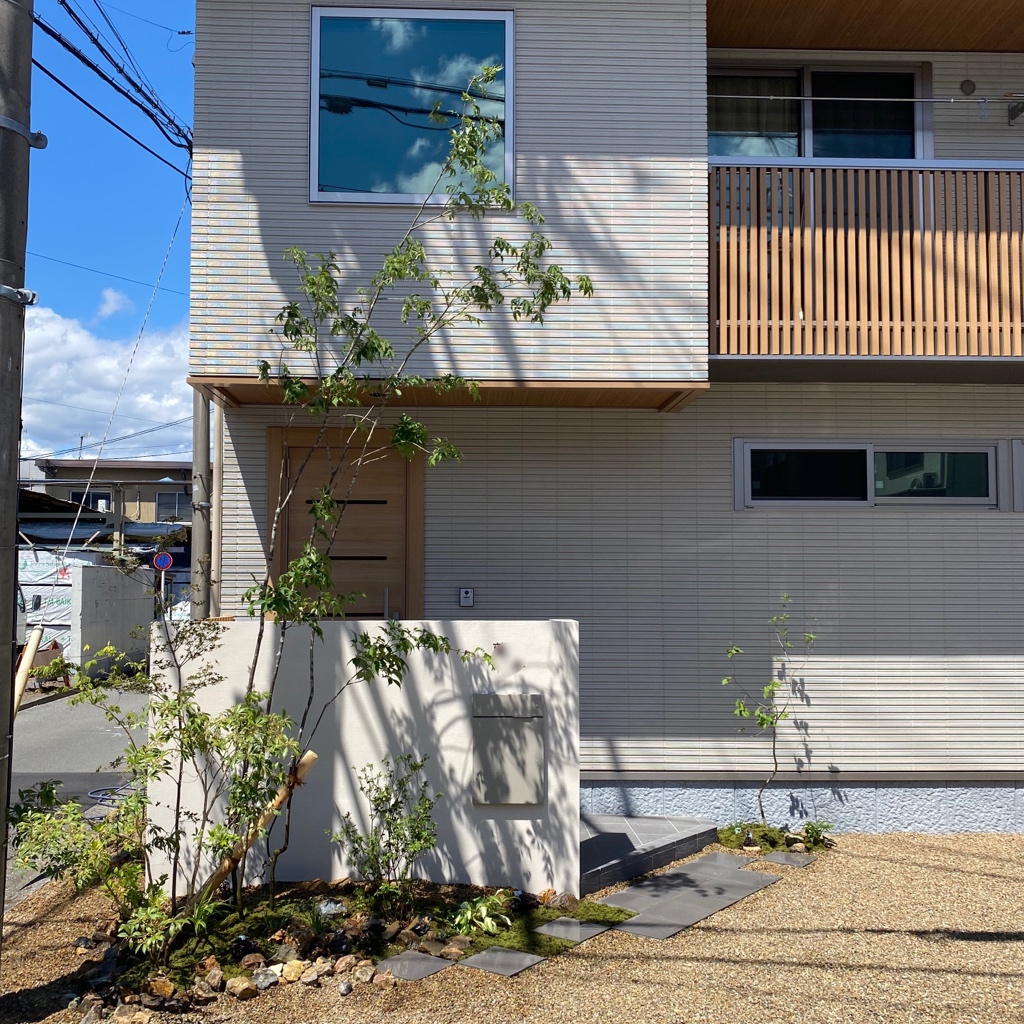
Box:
[471,692,546,806]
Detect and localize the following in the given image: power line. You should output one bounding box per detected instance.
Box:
[32,59,191,178]
[96,2,193,38]
[26,248,189,296]
[32,11,192,152]
[24,416,193,461]
[22,397,178,423]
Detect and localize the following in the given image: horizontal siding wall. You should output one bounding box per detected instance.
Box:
[710,48,1024,160]
[219,382,1024,777]
[191,0,709,382]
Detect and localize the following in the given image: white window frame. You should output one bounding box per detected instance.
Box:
[735,440,1000,509]
[309,7,514,205]
[709,61,931,163]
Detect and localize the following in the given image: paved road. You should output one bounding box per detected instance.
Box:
[5,691,148,911]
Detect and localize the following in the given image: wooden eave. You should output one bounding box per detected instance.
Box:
[187,376,709,414]
[708,0,1024,52]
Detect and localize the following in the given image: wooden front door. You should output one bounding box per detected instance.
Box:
[271,429,423,619]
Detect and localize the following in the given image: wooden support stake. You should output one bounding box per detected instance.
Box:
[186,749,319,909]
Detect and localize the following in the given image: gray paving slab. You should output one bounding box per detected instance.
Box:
[459,946,545,977]
[599,865,774,911]
[532,917,610,943]
[375,950,452,981]
[686,852,755,873]
[762,851,817,867]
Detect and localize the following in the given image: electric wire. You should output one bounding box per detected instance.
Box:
[43,197,189,593]
[32,11,192,152]
[25,416,193,462]
[32,59,191,177]
[23,397,179,424]
[96,2,193,38]
[26,249,189,296]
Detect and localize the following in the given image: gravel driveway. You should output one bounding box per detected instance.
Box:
[2,834,1021,1024]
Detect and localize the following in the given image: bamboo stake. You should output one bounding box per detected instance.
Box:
[186,749,318,909]
[13,625,44,718]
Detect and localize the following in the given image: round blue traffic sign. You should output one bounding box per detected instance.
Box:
[152,551,174,571]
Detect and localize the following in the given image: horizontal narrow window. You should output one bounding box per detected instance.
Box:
[740,441,998,508]
[874,451,992,500]
[750,448,868,501]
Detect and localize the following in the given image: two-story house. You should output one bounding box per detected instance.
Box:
[188,0,1024,831]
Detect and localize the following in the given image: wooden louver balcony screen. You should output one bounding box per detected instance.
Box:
[711,166,1024,356]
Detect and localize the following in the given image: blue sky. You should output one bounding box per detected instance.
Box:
[21,0,195,470]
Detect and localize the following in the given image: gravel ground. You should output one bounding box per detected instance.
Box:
[2,834,1022,1024]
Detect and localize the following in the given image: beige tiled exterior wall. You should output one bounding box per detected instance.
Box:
[190,0,710,382]
[218,382,1024,777]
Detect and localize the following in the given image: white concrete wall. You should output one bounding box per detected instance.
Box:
[69,566,153,669]
[149,618,580,895]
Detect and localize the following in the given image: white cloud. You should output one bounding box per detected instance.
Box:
[406,137,431,161]
[19,306,192,470]
[370,17,423,53]
[412,54,503,105]
[95,287,134,321]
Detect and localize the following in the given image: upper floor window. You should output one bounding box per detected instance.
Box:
[310,8,512,203]
[709,67,921,160]
[70,490,112,513]
[156,492,190,522]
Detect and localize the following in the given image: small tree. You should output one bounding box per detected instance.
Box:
[721,594,816,826]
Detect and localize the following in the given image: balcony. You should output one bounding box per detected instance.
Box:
[711,163,1024,360]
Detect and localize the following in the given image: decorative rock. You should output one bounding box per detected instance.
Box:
[784,832,804,847]
[299,967,320,986]
[353,965,376,984]
[372,971,397,989]
[741,845,762,854]
[313,958,335,978]
[230,936,260,961]
[446,935,474,949]
[251,968,279,992]
[317,900,347,918]
[79,1005,103,1024]
[396,928,419,948]
[271,943,300,965]
[239,952,266,971]
[188,981,218,1005]
[128,1013,153,1024]
[196,955,221,975]
[281,959,310,983]
[205,967,225,992]
[439,944,466,961]
[333,955,358,975]
[225,976,259,1001]
[267,963,284,978]
[60,992,79,1008]
[337,981,353,997]
[416,939,446,957]
[138,994,163,1011]
[91,929,113,944]
[791,841,808,853]
[142,976,175,1001]
[327,932,351,956]
[548,892,579,913]
[73,935,95,950]
[286,925,316,956]
[382,921,403,942]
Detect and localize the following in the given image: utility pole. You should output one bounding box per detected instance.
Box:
[190,390,212,619]
[0,0,45,945]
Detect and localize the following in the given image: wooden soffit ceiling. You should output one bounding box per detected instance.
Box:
[708,0,1024,53]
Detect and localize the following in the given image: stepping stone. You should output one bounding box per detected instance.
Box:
[459,946,545,977]
[374,950,452,981]
[762,851,816,867]
[685,852,755,873]
[532,917,610,943]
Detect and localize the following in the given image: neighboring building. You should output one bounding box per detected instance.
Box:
[188,0,1024,830]
[35,458,194,526]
